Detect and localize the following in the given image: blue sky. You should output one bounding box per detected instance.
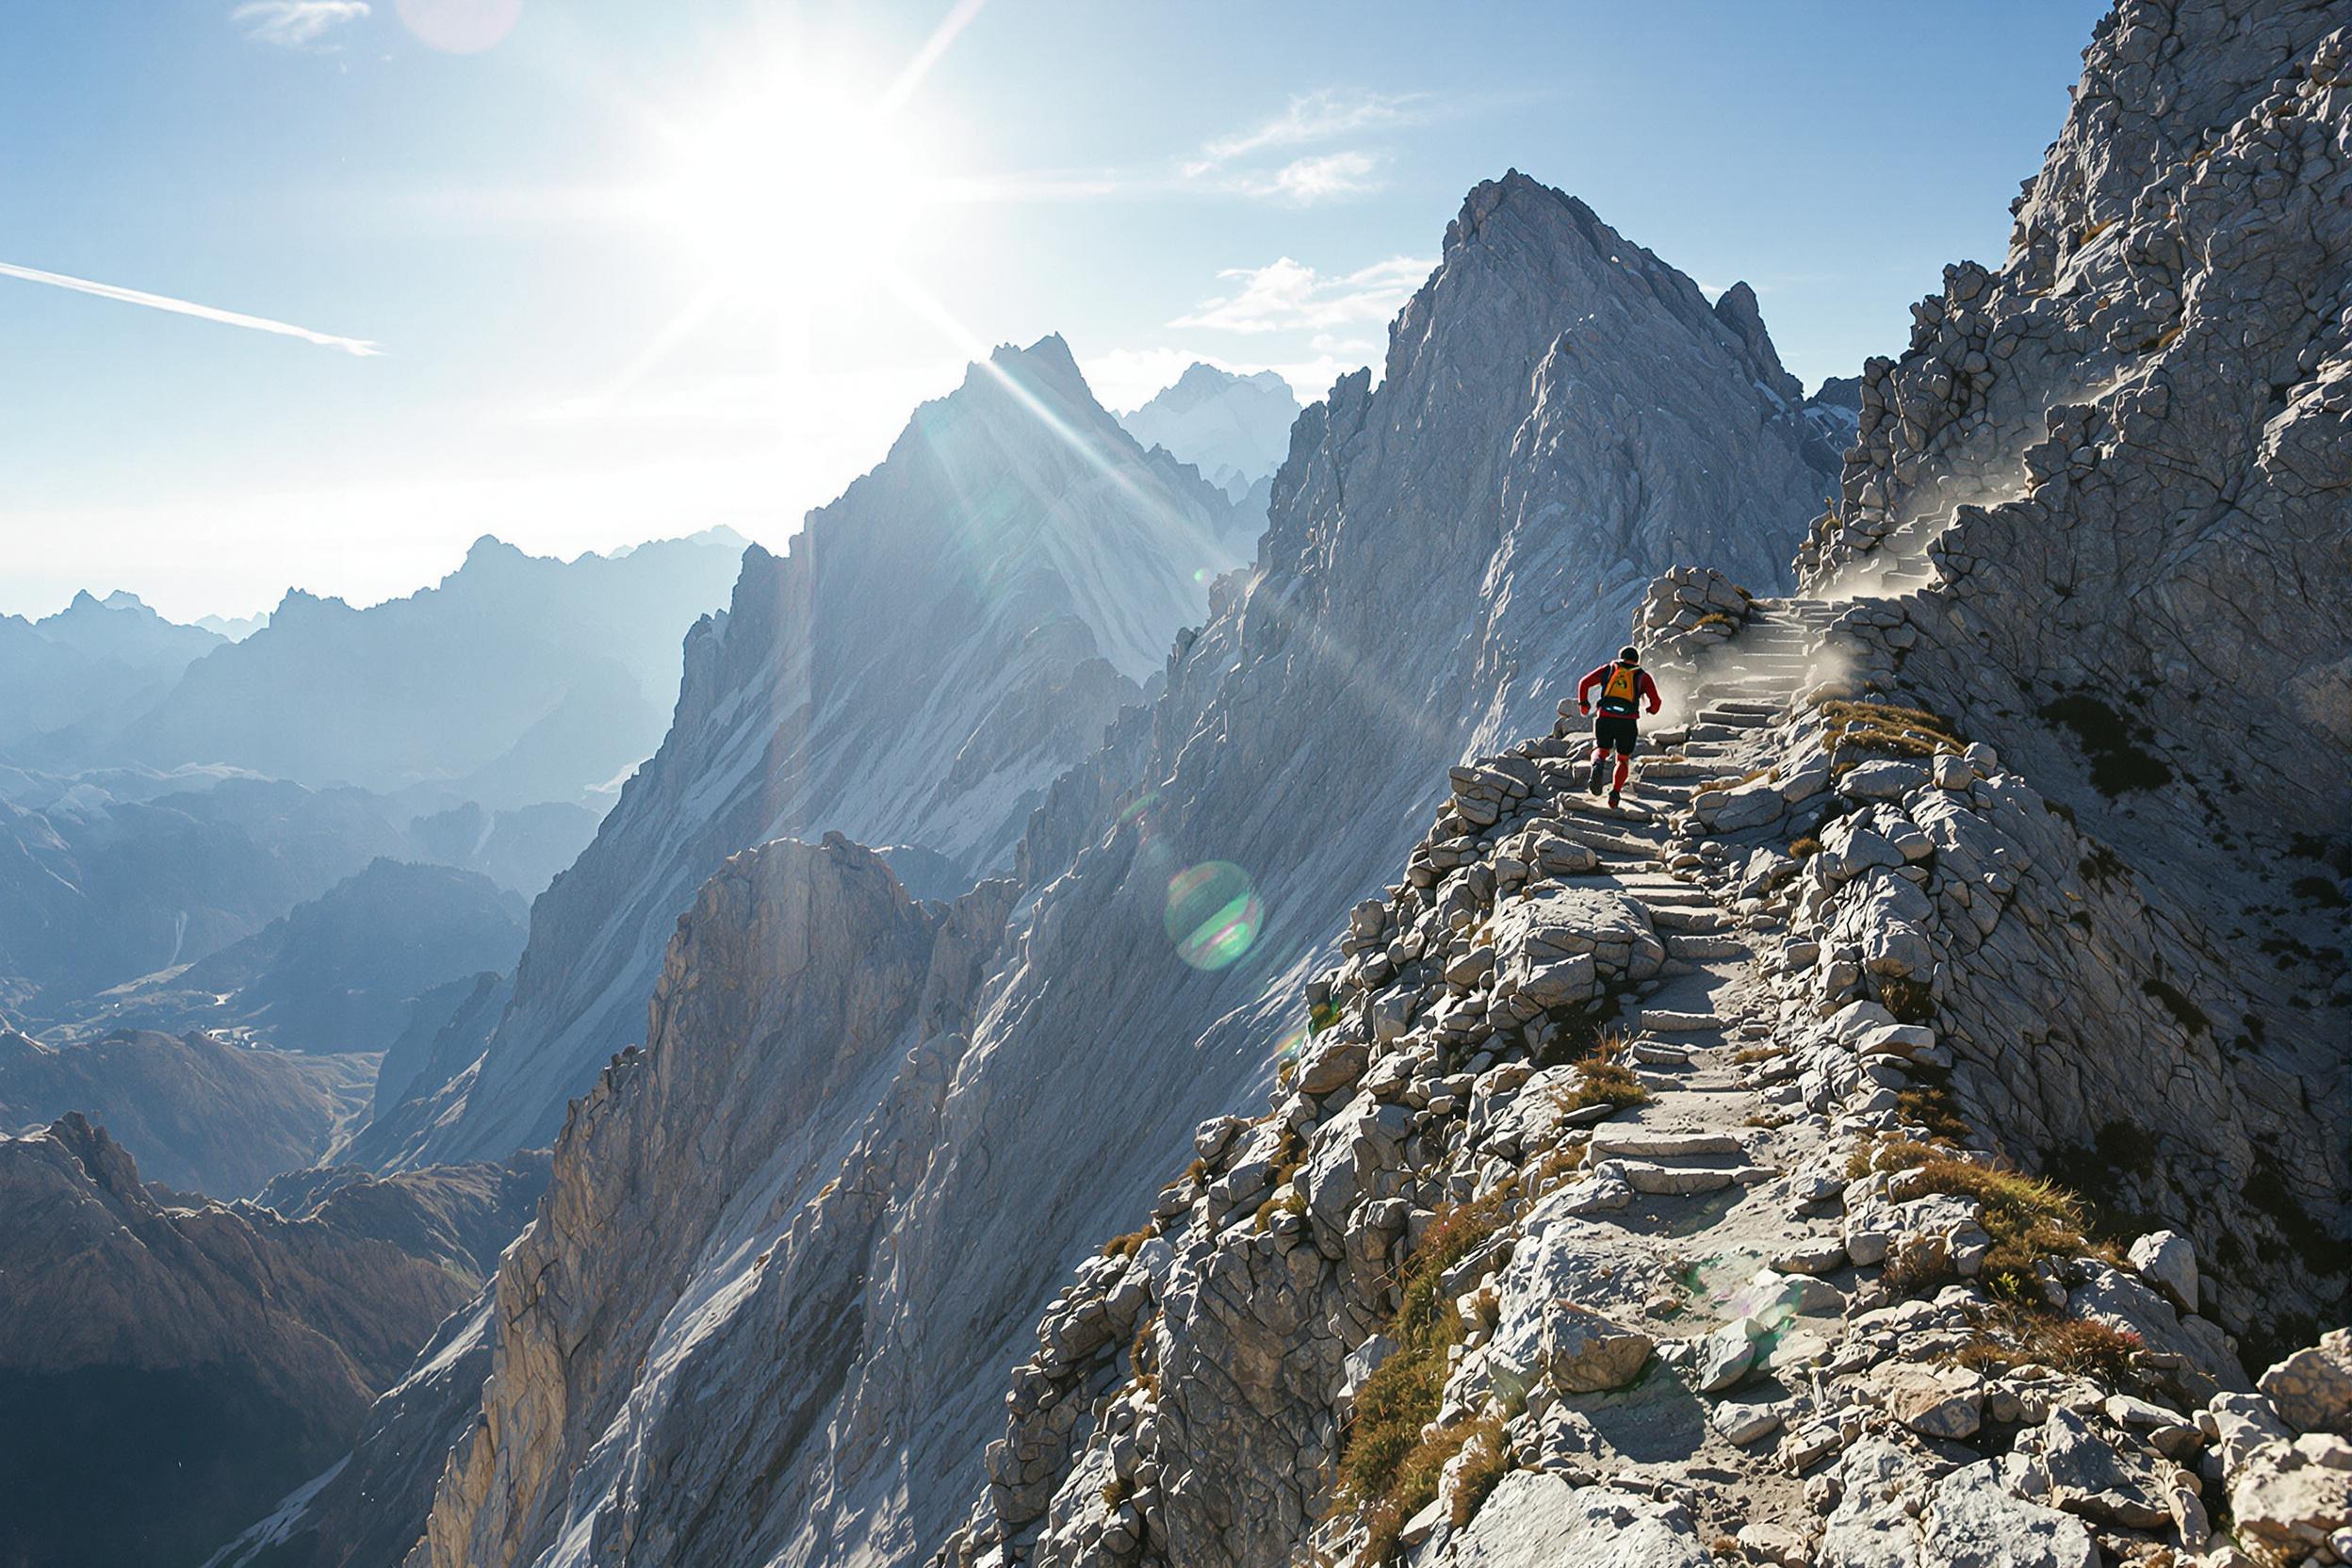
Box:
[0,0,2105,622]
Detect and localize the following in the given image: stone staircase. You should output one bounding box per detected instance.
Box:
[1506,594,1850,1273]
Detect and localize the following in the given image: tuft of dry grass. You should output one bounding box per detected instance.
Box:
[1526,1139,1588,1196]
[1102,1224,1157,1259]
[1446,1417,1511,1527]
[1788,836,1821,858]
[1547,1035,1651,1116]
[1875,975,1936,1025]
[1821,700,1961,770]
[1732,1043,1786,1065]
[1954,1314,2143,1387]
[1337,1195,1512,1551]
[1852,1136,2092,1307]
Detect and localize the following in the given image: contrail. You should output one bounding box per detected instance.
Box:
[0,259,382,356]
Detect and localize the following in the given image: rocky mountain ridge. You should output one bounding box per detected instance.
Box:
[0,1024,372,1196]
[1790,0,2350,1328]
[203,8,2350,1566]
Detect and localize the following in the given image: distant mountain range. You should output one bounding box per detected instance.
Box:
[0,589,224,751]
[37,530,748,808]
[50,857,528,1054]
[1119,362,1301,522]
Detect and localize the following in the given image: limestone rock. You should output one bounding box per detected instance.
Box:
[1444,1470,1707,1568]
[1920,1462,2096,1568]
[1538,1301,1653,1393]
[2259,1329,2352,1437]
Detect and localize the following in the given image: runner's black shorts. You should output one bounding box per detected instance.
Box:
[1592,715,1640,753]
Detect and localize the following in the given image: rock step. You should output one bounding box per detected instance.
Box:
[1637,760,1718,780]
[1638,1009,1724,1034]
[1591,1129,1744,1159]
[1617,884,1712,907]
[1707,700,1784,717]
[1648,906,1727,933]
[1666,934,1747,961]
[1615,1162,1734,1195]
[1693,710,1775,728]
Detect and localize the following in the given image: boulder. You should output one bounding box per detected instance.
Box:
[1539,1301,1654,1393]
[1878,1361,1984,1440]
[2228,1431,2352,1563]
[1445,1470,1707,1568]
[1692,1318,1763,1394]
[1920,1461,2097,1568]
[2125,1231,2197,1315]
[2259,1329,2352,1436]
[2034,1406,2174,1528]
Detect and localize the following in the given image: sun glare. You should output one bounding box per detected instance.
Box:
[644,68,931,295]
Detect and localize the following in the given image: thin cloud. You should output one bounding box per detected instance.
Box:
[233,1,371,48]
[0,260,382,356]
[1265,151,1382,203]
[1170,255,1432,336]
[1191,90,1428,171]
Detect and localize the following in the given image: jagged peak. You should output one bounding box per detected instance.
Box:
[45,1111,146,1202]
[267,585,354,621]
[461,533,527,565]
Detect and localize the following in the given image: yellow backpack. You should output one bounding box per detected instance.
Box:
[1598,662,1642,717]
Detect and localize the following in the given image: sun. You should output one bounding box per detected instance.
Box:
[640,66,931,295]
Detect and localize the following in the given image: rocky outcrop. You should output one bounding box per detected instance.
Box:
[928,592,2339,1568]
[0,1116,532,1568]
[1790,0,2350,1332]
[0,1024,371,1197]
[384,335,1240,1171]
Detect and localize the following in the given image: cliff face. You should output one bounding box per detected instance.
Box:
[416,837,1018,1568]
[1792,0,2350,1329]
[379,335,1239,1172]
[0,1118,536,1568]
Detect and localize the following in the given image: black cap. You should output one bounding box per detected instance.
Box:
[1619,645,1640,664]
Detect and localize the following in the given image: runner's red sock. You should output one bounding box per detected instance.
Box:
[1613,754,1631,792]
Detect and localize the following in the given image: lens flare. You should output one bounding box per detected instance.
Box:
[1272,1021,1310,1066]
[1165,861,1261,971]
